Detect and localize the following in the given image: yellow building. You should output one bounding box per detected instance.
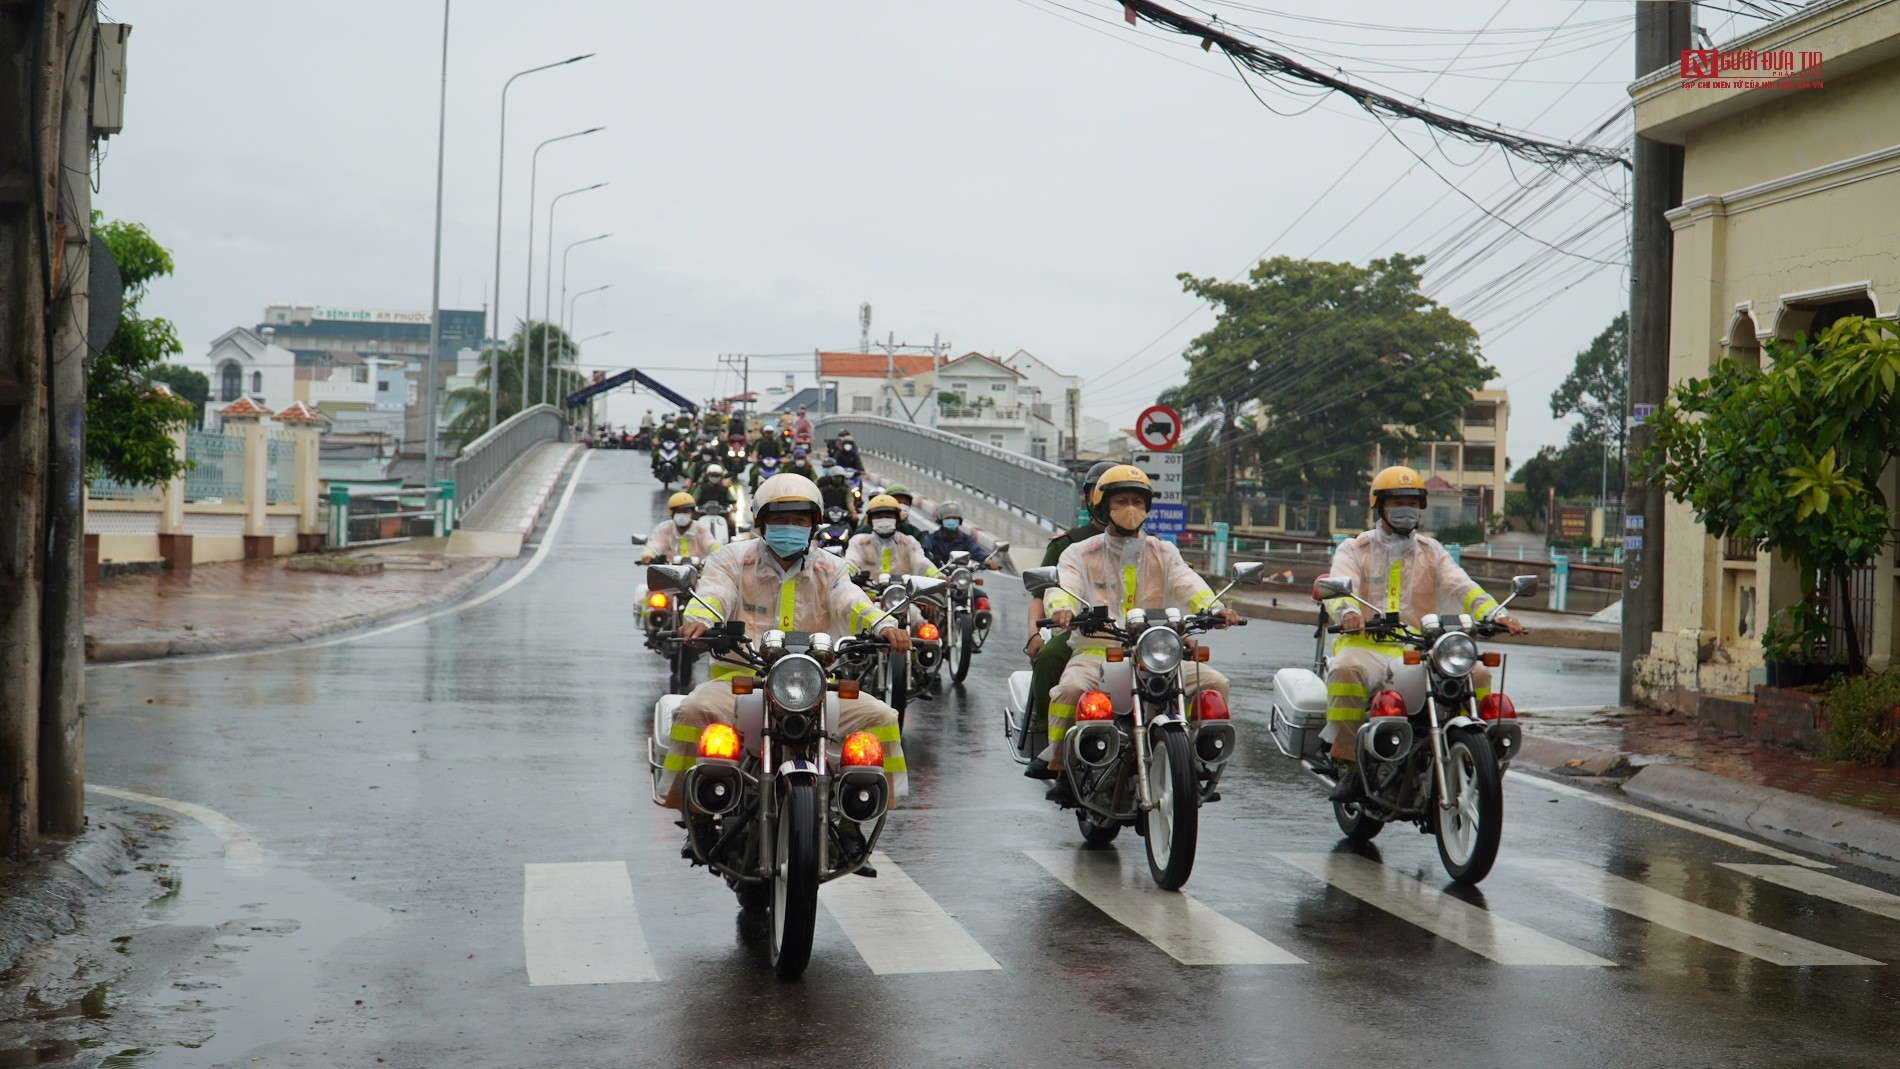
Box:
[1370,388,1511,529]
[1631,0,1900,709]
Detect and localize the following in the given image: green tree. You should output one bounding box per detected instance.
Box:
[90,214,195,484]
[1644,317,1900,669]
[147,363,210,428]
[1165,255,1492,512]
[443,320,586,451]
[1551,312,1628,449]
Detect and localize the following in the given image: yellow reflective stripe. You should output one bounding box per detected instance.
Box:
[1044,589,1080,613]
[1327,708,1369,723]
[849,600,883,633]
[1386,559,1402,614]
[679,535,692,557]
[669,723,702,743]
[1324,597,1354,619]
[1326,682,1367,699]
[925,562,942,578]
[683,592,723,623]
[1462,587,1500,618]
[880,547,892,573]
[1188,589,1216,612]
[868,724,902,742]
[1121,564,1137,615]
[882,756,909,774]
[709,662,749,681]
[662,754,697,770]
[777,578,796,630]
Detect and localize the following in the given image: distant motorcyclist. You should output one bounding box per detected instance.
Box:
[1041,466,1242,805]
[752,424,782,460]
[663,475,913,825]
[783,447,817,482]
[1322,466,1524,804]
[792,405,814,443]
[640,492,721,562]
[846,495,941,580]
[815,461,856,519]
[861,483,927,539]
[694,464,739,509]
[921,501,1000,570]
[747,452,782,491]
[831,431,863,472]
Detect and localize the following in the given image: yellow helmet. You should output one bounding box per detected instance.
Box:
[1369,465,1426,506]
[666,491,696,511]
[865,493,902,516]
[751,472,824,526]
[1088,464,1153,521]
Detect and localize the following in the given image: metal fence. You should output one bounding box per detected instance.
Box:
[450,404,570,521]
[184,430,246,502]
[85,472,162,500]
[815,415,1076,527]
[266,432,297,504]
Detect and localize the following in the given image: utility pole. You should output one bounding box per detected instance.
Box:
[423,0,450,482]
[1620,1,1691,704]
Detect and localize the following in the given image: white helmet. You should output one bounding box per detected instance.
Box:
[751,472,824,527]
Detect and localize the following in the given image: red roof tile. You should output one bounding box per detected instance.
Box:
[817,351,943,379]
[1423,475,1459,492]
[273,400,329,425]
[218,396,275,419]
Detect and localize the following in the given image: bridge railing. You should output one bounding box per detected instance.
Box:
[451,404,570,521]
[814,414,1075,528]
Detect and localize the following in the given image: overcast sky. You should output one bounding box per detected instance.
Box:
[94,1,1764,470]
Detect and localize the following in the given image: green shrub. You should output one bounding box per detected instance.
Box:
[1820,670,1900,765]
[1434,523,1484,546]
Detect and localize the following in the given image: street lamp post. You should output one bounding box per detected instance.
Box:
[424,0,451,481]
[559,234,610,348]
[542,183,606,405]
[487,53,592,434]
[523,127,603,408]
[567,283,612,347]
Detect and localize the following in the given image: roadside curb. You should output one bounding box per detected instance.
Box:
[1219,589,1620,651]
[84,556,500,665]
[0,817,138,979]
[1515,729,1900,873]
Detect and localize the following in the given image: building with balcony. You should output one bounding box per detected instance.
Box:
[815,350,946,424]
[202,328,297,431]
[1368,388,1511,529]
[1002,350,1084,462]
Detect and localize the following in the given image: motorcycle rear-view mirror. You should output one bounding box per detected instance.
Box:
[1511,574,1539,595]
[630,533,647,545]
[993,541,1010,555]
[905,575,946,596]
[1022,567,1060,596]
[647,564,694,594]
[1231,561,1266,585]
[1314,575,1354,600]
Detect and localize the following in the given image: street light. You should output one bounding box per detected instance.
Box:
[487,53,592,433]
[559,234,610,346]
[424,0,451,481]
[577,330,613,346]
[567,284,613,345]
[542,183,606,405]
[523,127,603,407]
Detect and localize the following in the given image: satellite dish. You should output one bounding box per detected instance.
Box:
[88,232,122,362]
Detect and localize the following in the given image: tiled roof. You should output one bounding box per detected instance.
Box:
[940,352,1024,377]
[1423,475,1459,492]
[218,396,274,419]
[817,351,943,378]
[273,400,329,425]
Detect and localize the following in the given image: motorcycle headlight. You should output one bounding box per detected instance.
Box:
[951,568,973,592]
[1134,626,1183,674]
[879,585,908,612]
[1430,632,1480,678]
[766,654,825,713]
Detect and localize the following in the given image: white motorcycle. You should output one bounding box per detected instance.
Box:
[1269,573,1535,884]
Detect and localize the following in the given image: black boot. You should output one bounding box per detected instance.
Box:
[1024,758,1057,780]
[1045,778,1078,808]
[1328,765,1365,805]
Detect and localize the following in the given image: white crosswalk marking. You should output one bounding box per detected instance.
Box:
[1510,858,1882,966]
[1027,849,1305,965]
[1722,863,1900,922]
[1275,853,1613,966]
[523,862,661,986]
[820,859,1002,975]
[1506,772,1832,868]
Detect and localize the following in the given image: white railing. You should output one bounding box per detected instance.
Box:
[450,404,570,520]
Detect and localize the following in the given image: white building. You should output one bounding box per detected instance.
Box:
[202,328,297,430]
[935,352,1030,453]
[1001,349,1083,462]
[815,351,945,425]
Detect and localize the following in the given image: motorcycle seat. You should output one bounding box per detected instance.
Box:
[1007,670,1033,714]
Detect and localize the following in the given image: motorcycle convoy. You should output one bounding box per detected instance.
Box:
[619,423,1537,979]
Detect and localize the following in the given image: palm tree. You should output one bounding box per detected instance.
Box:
[443,320,589,451]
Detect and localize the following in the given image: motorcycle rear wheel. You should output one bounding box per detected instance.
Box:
[950,612,976,683]
[1144,728,1200,890]
[1435,727,1503,885]
[771,779,820,979]
[1076,808,1121,848]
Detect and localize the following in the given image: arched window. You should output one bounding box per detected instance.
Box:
[220,362,241,402]
[251,371,263,394]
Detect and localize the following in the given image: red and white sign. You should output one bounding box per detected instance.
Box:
[1133,404,1181,451]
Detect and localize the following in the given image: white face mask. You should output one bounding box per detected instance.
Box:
[1384,504,1422,534]
[672,513,693,529]
[872,518,897,537]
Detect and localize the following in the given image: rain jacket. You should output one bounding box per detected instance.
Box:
[845,531,940,579]
[1045,532,1223,651]
[922,525,990,567]
[1324,528,1502,653]
[642,517,721,561]
[684,540,889,678]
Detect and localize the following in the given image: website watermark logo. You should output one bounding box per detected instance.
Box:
[1681,48,1823,89]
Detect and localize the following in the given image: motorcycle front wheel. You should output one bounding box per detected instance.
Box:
[1144,728,1200,890]
[1435,727,1503,884]
[1077,808,1121,848]
[771,779,820,980]
[950,612,975,683]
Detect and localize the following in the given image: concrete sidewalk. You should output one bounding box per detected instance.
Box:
[1518,708,1900,874]
[446,441,583,558]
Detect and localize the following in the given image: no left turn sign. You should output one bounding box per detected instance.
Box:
[1134,404,1181,451]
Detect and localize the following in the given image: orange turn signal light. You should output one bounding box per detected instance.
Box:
[1481,652,1501,667]
[841,730,884,767]
[1402,650,1422,665]
[1104,648,1126,663]
[698,722,741,760]
[730,676,757,695]
[837,679,860,700]
[647,592,669,609]
[915,622,941,642]
[1077,690,1114,721]
[973,577,984,586]
[1191,646,1211,662]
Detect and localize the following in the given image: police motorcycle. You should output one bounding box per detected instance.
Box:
[1270,574,1535,885]
[1014,562,1262,890]
[652,437,683,488]
[628,535,708,694]
[815,505,854,553]
[641,570,907,980]
[838,572,944,727]
[940,544,1007,683]
[749,453,781,492]
[696,499,736,545]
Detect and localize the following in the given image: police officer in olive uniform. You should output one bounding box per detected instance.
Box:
[1021,460,1117,780]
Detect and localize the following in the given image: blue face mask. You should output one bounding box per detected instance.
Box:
[762,523,812,557]
[941,518,961,531]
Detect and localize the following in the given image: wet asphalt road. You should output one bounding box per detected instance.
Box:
[76,451,1900,1068]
